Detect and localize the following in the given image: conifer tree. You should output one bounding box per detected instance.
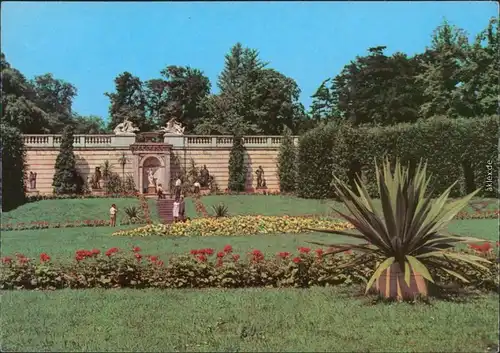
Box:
[227,133,247,192]
[52,125,80,194]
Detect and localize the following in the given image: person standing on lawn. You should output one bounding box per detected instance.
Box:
[109,204,117,227]
[172,196,180,222]
[179,195,186,221]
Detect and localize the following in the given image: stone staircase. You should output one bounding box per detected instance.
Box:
[156,198,174,224]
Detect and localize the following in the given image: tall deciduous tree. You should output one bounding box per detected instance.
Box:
[1,53,50,133]
[73,115,109,134]
[198,43,304,135]
[52,125,81,194]
[32,73,77,132]
[0,123,26,211]
[105,72,149,132]
[417,19,470,119]
[459,17,499,117]
[332,46,425,126]
[145,66,211,132]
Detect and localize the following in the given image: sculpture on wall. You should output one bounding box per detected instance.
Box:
[256,166,266,188]
[147,168,156,187]
[199,165,210,188]
[113,117,139,135]
[28,171,37,190]
[160,118,185,135]
[91,167,102,189]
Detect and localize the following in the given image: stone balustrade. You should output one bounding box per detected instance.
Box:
[23,134,299,149]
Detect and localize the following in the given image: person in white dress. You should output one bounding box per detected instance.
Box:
[172,196,180,222]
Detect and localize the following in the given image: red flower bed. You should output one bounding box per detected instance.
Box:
[1,244,497,291]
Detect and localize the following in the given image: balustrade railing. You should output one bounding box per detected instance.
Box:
[22,134,299,148]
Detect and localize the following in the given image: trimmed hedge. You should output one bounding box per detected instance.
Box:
[297,116,499,198]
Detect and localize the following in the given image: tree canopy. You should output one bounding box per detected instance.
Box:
[1,17,498,136]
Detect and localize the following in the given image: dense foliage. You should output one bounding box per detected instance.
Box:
[297,116,499,198]
[0,124,26,211]
[277,126,297,193]
[52,125,82,194]
[227,134,247,192]
[1,245,497,292]
[1,18,497,135]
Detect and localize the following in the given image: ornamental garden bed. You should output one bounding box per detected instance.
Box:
[1,244,498,292]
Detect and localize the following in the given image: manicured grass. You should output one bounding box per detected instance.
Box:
[2,197,198,224]
[2,288,498,352]
[1,196,498,352]
[1,219,497,262]
[200,195,498,218]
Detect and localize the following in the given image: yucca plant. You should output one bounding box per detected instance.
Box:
[124,205,140,223]
[212,203,229,218]
[308,158,491,300]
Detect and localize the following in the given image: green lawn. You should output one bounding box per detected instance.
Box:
[2,197,198,224]
[1,196,498,352]
[1,219,497,262]
[200,195,498,218]
[1,288,498,352]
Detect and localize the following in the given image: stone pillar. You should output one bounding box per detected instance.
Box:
[164,149,171,195]
[132,155,140,193]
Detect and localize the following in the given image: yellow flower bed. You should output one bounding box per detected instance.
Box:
[112,215,354,237]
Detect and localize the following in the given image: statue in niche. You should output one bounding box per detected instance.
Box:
[147,168,156,187]
[200,165,210,188]
[29,171,37,190]
[91,167,102,189]
[160,118,185,135]
[113,117,139,135]
[256,166,266,188]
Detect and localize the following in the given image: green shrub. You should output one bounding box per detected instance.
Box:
[296,123,338,198]
[0,123,26,211]
[211,203,229,217]
[53,125,82,194]
[277,126,297,193]
[1,246,497,292]
[297,116,499,199]
[228,134,247,192]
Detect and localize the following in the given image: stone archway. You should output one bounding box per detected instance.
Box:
[139,155,164,194]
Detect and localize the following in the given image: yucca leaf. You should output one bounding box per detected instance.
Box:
[406,255,434,283]
[404,260,411,286]
[304,228,366,240]
[417,251,491,271]
[365,257,395,294]
[440,267,470,283]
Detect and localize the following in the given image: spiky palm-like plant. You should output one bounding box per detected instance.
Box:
[308,158,490,298]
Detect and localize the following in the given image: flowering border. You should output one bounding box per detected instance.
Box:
[1,243,497,291]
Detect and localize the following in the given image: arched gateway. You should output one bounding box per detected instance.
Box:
[131,132,172,195]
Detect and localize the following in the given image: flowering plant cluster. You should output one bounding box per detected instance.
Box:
[26,192,139,203]
[1,244,497,291]
[1,219,146,232]
[112,215,354,237]
[454,209,499,220]
[194,195,209,217]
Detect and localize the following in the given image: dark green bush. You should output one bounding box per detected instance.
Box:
[297,116,499,199]
[53,125,81,194]
[1,123,26,211]
[228,134,247,192]
[296,123,338,198]
[277,126,297,193]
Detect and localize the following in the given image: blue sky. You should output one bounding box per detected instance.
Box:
[2,1,497,120]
